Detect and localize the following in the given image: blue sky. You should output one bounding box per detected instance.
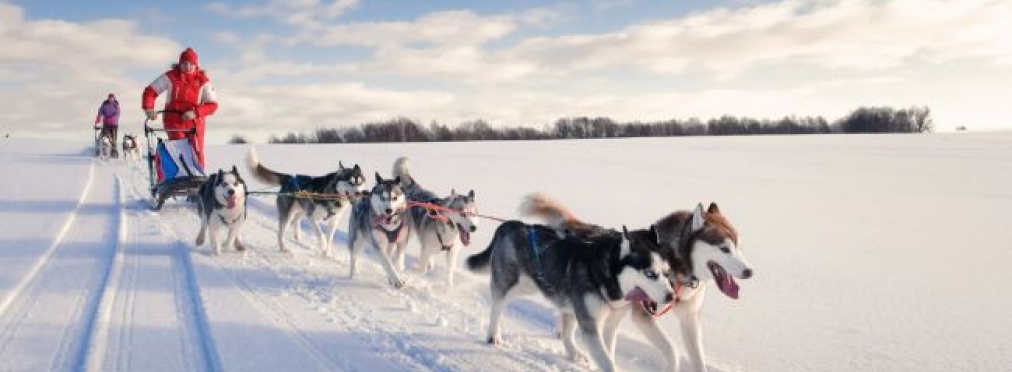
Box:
[2,0,1011,142]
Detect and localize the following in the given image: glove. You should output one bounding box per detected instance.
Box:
[145,110,158,121]
[182,110,197,121]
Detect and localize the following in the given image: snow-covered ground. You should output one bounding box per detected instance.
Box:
[0,133,1009,372]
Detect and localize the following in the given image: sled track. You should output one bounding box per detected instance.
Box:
[0,163,96,318]
[119,167,223,372]
[76,175,127,372]
[0,163,131,371]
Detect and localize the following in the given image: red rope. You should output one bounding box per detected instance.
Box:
[407,200,510,223]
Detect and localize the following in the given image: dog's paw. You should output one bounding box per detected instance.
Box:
[389,276,405,289]
[486,336,501,346]
[567,352,589,365]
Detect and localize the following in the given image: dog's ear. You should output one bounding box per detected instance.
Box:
[339,161,345,170]
[691,203,706,232]
[707,202,720,215]
[450,188,457,196]
[620,225,631,256]
[649,224,660,246]
[468,190,475,199]
[353,164,361,172]
[375,172,383,184]
[231,165,238,174]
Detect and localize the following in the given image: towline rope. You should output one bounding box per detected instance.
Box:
[246,190,510,222]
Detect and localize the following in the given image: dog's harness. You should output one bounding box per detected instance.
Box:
[424,206,456,251]
[526,226,553,284]
[288,174,345,220]
[378,221,406,243]
[361,200,408,243]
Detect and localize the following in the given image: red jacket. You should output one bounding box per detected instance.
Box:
[142,69,218,128]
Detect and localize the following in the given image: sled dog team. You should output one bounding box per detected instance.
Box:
[96,133,141,163]
[192,148,753,372]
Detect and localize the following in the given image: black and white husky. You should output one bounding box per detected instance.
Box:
[121,134,140,163]
[523,194,753,372]
[392,157,478,286]
[466,214,675,372]
[347,173,411,288]
[247,148,367,256]
[195,166,248,256]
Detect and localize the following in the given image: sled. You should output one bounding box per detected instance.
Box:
[144,115,206,210]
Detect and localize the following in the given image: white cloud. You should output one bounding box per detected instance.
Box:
[509,0,1012,78]
[208,0,358,27]
[290,10,520,48]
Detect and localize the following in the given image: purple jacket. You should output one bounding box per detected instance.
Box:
[95,99,120,126]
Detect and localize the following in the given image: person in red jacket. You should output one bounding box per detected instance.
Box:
[142,47,218,167]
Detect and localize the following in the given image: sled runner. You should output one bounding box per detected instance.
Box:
[144,113,206,210]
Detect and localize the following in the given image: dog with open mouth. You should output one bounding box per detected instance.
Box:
[392,157,478,286]
[195,166,248,256]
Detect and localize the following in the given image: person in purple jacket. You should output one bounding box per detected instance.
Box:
[95,93,120,157]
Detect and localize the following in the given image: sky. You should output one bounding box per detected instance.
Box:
[1,133,1010,371]
[2,0,1011,143]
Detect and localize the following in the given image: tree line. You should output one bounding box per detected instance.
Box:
[231,106,932,144]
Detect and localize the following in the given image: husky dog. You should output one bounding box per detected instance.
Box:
[98,134,113,161]
[633,203,752,372]
[523,194,753,372]
[247,148,367,256]
[195,166,248,255]
[347,173,410,288]
[467,216,674,372]
[121,134,141,163]
[392,157,478,286]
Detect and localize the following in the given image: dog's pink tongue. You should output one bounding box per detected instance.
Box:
[720,275,740,299]
[226,196,236,209]
[624,287,649,302]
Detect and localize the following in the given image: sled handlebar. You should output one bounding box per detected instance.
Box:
[143,110,198,136]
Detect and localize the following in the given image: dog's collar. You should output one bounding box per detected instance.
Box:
[218,208,246,225]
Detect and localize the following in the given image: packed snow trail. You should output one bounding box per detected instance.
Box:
[0,163,120,371]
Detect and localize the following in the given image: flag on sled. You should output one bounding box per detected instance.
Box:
[154,138,204,183]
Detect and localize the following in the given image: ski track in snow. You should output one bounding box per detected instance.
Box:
[0,162,121,371]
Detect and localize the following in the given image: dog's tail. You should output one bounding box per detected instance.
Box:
[466,227,500,273]
[392,156,415,188]
[246,147,283,186]
[519,193,581,230]
[519,193,605,237]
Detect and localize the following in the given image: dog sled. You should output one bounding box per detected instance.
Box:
[144,114,206,210]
